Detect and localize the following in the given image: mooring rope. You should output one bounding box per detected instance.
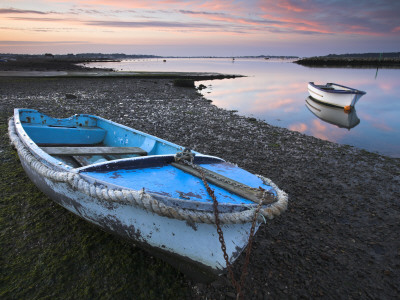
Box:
[8,118,288,224]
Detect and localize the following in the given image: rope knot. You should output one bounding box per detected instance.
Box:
[174,148,195,163]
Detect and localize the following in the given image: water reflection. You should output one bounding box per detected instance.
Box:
[85,58,400,157]
[305,97,360,130]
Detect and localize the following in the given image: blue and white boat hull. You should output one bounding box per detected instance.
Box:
[9,108,288,281]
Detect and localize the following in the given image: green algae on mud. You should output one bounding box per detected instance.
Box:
[0,115,189,299]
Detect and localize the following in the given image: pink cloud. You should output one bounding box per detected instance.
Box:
[309,119,329,140]
[289,123,307,133]
[2,0,399,55]
[361,114,394,132]
[378,82,396,93]
[268,98,295,109]
[372,122,394,132]
[277,0,308,13]
[69,0,242,11]
[312,119,327,131]
[258,0,400,36]
[198,1,243,12]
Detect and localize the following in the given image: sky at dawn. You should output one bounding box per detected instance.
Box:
[1,0,399,56]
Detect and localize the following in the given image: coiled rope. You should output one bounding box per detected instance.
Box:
[8,117,288,224]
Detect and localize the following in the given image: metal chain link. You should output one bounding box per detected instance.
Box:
[188,157,265,300]
[198,168,239,291]
[237,194,264,298]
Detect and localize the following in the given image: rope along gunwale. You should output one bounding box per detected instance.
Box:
[8,117,288,225]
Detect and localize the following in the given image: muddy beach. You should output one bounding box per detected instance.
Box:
[1,76,399,299]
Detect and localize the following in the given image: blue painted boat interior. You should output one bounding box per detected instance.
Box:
[16,109,277,204]
[17,109,182,156]
[22,125,106,145]
[80,161,276,204]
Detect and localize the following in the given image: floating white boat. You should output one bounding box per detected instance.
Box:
[8,108,288,282]
[308,82,366,109]
[305,97,360,130]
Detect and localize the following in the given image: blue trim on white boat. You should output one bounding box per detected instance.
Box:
[309,82,366,95]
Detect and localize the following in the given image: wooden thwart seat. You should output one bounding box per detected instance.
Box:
[42,146,147,156]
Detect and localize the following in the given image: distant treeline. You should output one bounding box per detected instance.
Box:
[72,53,161,59]
[0,53,161,61]
[325,52,400,58]
[163,55,299,59]
[0,53,299,61]
[295,52,400,68]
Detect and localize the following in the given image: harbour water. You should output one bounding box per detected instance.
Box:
[86,58,400,157]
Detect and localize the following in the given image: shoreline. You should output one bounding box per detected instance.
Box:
[1,76,399,299]
[0,70,242,80]
[295,57,400,68]
[0,57,242,80]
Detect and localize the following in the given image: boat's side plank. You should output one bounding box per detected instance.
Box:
[41,146,147,156]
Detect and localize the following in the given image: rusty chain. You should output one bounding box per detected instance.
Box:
[194,160,265,300]
[198,169,239,291]
[174,149,266,299]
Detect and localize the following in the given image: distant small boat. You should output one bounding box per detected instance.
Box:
[308,82,366,110]
[305,97,360,130]
[9,108,288,281]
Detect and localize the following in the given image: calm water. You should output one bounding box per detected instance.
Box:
[87,58,400,158]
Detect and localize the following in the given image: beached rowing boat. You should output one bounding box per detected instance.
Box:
[8,108,287,281]
[305,97,360,130]
[308,82,366,109]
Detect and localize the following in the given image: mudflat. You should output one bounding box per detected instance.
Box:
[1,76,399,299]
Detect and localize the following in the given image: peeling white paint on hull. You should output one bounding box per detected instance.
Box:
[10,108,288,282]
[19,143,258,281]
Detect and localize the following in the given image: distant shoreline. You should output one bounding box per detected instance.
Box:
[295,53,400,68]
[0,57,242,80]
[2,53,400,74]
[0,57,115,72]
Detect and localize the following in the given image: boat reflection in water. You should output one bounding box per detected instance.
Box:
[305,96,360,130]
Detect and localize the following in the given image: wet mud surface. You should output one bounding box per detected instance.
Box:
[1,77,399,299]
